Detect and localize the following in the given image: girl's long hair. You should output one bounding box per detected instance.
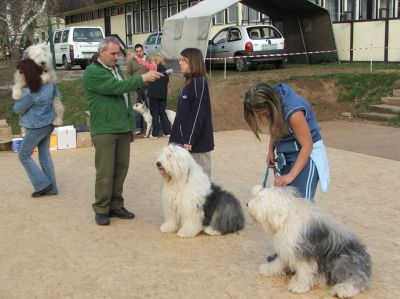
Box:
[16,58,43,93]
[180,48,207,85]
[244,82,288,141]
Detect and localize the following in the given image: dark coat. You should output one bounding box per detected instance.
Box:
[148,64,169,99]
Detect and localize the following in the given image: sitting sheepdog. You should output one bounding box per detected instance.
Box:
[12,43,64,126]
[247,186,371,298]
[132,103,175,137]
[155,144,245,238]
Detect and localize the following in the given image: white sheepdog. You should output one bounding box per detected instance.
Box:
[12,43,64,126]
[247,186,371,298]
[155,144,245,238]
[132,102,175,137]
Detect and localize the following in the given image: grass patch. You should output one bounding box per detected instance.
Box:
[387,117,400,127]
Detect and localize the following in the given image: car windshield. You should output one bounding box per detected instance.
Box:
[247,26,282,39]
[73,28,103,42]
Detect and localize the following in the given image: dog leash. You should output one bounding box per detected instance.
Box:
[262,163,270,188]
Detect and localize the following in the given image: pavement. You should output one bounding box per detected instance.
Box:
[0,121,399,298]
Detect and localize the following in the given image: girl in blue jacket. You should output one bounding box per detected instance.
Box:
[244,82,329,201]
[169,48,214,177]
[13,59,60,197]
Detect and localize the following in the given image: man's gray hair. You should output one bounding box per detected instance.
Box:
[98,36,120,52]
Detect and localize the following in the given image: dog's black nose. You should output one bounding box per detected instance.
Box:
[246,203,248,207]
[40,61,45,65]
[156,161,161,167]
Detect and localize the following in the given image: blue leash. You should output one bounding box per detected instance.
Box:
[262,164,270,188]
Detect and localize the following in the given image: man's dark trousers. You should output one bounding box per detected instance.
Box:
[92,133,131,214]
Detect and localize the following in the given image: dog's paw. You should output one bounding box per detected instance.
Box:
[204,226,221,236]
[288,276,311,293]
[160,222,178,233]
[12,87,23,100]
[258,263,286,277]
[177,227,200,238]
[330,283,361,298]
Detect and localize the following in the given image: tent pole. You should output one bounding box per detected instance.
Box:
[297,16,309,64]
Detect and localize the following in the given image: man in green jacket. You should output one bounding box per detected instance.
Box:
[83,36,162,226]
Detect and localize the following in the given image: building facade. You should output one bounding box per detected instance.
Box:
[56,0,400,62]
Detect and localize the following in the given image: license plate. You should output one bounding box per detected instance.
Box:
[262,44,278,50]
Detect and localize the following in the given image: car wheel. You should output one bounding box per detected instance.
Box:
[63,56,72,70]
[80,64,87,70]
[235,56,249,72]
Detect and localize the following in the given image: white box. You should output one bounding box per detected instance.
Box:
[55,126,76,150]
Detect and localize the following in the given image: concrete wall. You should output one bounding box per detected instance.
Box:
[110,15,126,42]
[332,23,351,61]
[388,19,400,61]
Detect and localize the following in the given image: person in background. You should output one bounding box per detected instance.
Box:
[126,44,150,135]
[13,58,60,197]
[169,48,214,177]
[147,54,171,138]
[83,36,162,225]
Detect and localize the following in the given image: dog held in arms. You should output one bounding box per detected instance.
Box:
[12,43,64,126]
[132,102,175,137]
[247,186,371,298]
[155,144,245,238]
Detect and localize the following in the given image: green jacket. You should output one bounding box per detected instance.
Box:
[83,62,144,136]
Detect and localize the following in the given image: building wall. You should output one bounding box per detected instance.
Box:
[67,19,105,32]
[388,19,400,61]
[353,21,385,61]
[111,14,126,41]
[332,23,351,61]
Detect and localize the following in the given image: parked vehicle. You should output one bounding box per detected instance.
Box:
[143,31,162,56]
[207,25,287,71]
[53,26,104,70]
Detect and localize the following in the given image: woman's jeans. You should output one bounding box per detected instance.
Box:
[18,124,58,194]
[149,97,171,137]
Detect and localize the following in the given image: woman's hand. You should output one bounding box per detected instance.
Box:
[183,144,192,151]
[266,150,275,168]
[274,173,294,187]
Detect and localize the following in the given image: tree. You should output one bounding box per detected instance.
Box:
[0,0,48,59]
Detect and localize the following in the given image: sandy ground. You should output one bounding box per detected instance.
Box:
[0,122,399,299]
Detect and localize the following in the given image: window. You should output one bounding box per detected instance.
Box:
[160,0,167,5]
[170,4,177,16]
[143,10,150,33]
[160,6,168,29]
[61,30,69,42]
[325,0,340,22]
[73,28,104,42]
[213,29,228,44]
[126,10,133,47]
[99,9,104,18]
[190,0,199,6]
[214,10,225,24]
[93,10,98,19]
[179,0,188,11]
[54,31,62,43]
[379,0,393,18]
[87,12,92,20]
[227,4,237,23]
[344,0,357,20]
[228,28,241,41]
[134,2,141,33]
[105,8,111,17]
[126,3,132,13]
[151,9,158,31]
[249,8,260,22]
[112,6,118,16]
[146,33,158,44]
[65,16,70,24]
[118,4,125,14]
[76,14,81,22]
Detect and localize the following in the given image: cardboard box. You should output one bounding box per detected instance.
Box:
[55,125,76,150]
[0,126,12,142]
[0,119,8,128]
[49,132,58,151]
[0,141,11,151]
[85,111,91,130]
[76,132,92,148]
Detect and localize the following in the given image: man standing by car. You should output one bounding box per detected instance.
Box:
[83,36,162,225]
[126,43,150,135]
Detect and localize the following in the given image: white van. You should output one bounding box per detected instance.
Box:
[53,26,104,70]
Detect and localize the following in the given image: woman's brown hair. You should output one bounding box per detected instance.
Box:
[180,48,207,85]
[244,82,288,141]
[16,58,43,93]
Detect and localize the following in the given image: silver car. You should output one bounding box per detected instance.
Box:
[207,25,287,71]
[143,31,163,56]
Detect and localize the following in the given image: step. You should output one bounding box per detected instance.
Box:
[359,112,399,122]
[382,97,400,106]
[394,90,400,97]
[369,104,400,115]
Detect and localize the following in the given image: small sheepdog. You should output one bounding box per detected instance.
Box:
[247,186,371,298]
[155,144,245,238]
[132,103,175,137]
[12,43,64,126]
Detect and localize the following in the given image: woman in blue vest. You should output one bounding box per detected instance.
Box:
[244,82,329,201]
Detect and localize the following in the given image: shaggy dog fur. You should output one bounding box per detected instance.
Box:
[132,102,175,137]
[247,186,371,298]
[12,43,64,126]
[156,144,245,237]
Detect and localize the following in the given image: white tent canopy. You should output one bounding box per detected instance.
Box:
[160,0,240,61]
